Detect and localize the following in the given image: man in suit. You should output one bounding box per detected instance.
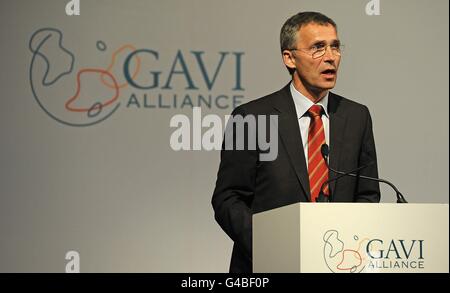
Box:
[212,11,380,273]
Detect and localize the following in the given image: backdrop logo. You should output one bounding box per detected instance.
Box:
[29,27,245,127]
[323,230,425,273]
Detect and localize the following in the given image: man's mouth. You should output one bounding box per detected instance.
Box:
[321,69,336,78]
[320,69,336,79]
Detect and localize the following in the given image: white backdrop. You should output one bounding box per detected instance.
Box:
[0,0,448,272]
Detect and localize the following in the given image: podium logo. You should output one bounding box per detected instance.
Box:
[323,230,370,273]
[365,238,425,272]
[323,230,426,273]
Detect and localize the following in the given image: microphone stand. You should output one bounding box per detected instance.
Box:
[318,144,408,203]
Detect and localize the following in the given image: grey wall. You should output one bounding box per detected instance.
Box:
[0,0,448,272]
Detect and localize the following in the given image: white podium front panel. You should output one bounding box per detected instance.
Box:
[253,203,448,273]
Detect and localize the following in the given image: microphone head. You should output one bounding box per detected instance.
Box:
[321,144,329,159]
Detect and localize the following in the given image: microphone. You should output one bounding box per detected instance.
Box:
[316,151,374,202]
[318,144,407,203]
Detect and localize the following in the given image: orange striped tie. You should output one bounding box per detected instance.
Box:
[307,105,329,202]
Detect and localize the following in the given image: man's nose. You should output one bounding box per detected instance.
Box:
[323,46,336,62]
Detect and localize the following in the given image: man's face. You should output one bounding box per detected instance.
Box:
[283,23,341,97]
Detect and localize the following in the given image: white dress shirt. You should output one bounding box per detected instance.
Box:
[290,82,330,168]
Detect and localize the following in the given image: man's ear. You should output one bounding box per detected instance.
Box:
[282,50,296,71]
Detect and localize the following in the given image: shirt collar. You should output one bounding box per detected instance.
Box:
[290,82,329,119]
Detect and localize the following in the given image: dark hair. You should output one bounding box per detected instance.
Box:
[280,11,337,52]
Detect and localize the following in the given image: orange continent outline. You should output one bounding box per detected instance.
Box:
[65,68,119,112]
[100,44,141,89]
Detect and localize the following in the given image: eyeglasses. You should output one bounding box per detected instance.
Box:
[290,43,344,59]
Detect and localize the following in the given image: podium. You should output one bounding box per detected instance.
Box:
[253,203,449,273]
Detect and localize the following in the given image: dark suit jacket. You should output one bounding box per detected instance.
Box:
[211,83,380,273]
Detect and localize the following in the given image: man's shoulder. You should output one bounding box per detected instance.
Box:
[329,92,371,116]
[231,87,372,117]
[231,86,288,115]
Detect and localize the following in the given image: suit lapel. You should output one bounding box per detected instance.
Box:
[273,85,310,201]
[271,88,347,201]
[328,92,346,196]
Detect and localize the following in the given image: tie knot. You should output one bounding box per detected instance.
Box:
[308,105,323,117]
